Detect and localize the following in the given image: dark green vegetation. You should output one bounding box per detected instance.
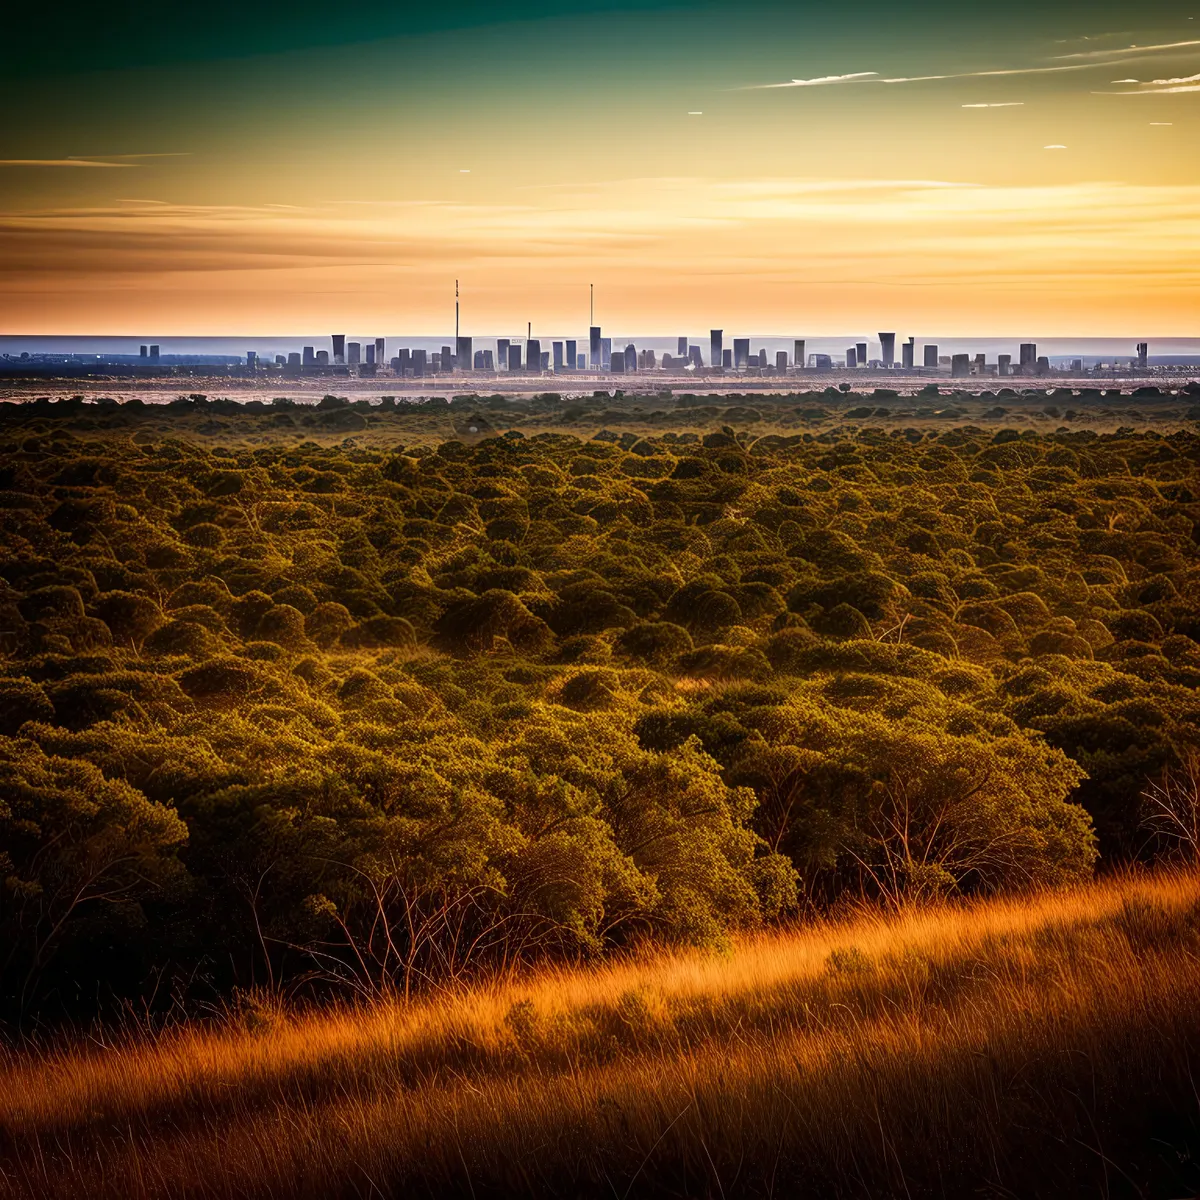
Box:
[2,391,1198,1028]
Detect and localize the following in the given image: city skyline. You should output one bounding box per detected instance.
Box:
[2,0,1198,334]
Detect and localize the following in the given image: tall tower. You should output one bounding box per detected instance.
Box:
[332,334,345,364]
[794,339,805,369]
[710,330,723,370]
[878,332,895,368]
[590,326,602,370]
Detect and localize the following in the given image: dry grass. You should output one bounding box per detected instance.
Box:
[3,871,1200,1198]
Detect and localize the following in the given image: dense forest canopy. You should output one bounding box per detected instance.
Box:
[1,388,1198,1026]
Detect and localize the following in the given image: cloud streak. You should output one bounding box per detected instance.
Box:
[0,159,135,168]
[749,37,1200,91]
[1052,38,1200,59]
[961,102,1025,107]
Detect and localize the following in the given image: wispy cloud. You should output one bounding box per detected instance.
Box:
[750,37,1200,92]
[67,153,191,161]
[0,159,135,168]
[1096,70,1200,94]
[961,102,1025,107]
[755,71,878,89]
[1052,38,1200,59]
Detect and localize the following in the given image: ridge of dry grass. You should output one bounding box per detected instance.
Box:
[3,871,1200,1198]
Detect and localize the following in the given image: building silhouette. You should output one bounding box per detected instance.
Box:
[566,339,577,371]
[589,327,602,370]
[1136,342,1149,370]
[879,332,895,368]
[794,339,805,369]
[375,338,385,367]
[711,330,723,369]
[846,347,858,368]
[733,338,750,369]
[553,341,564,371]
[348,342,361,366]
[508,343,522,371]
[456,337,473,371]
[1019,343,1037,373]
[951,354,970,378]
[526,339,541,373]
[723,349,732,369]
[924,344,938,369]
[332,335,345,365]
[856,341,867,367]
[902,337,915,369]
[998,354,1011,376]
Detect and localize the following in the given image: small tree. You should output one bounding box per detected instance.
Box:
[1141,752,1200,864]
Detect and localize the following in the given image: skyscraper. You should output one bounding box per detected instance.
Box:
[332,334,345,364]
[1136,342,1149,370]
[508,343,522,371]
[776,350,788,372]
[246,351,257,369]
[149,345,160,360]
[498,340,510,370]
[856,341,867,367]
[998,354,1011,376]
[456,336,473,372]
[710,330,723,370]
[924,345,939,369]
[677,336,688,357]
[902,337,915,369]
[316,350,330,365]
[794,339,805,369]
[589,326,601,370]
[365,344,376,366]
[553,341,564,371]
[878,332,895,368]
[303,346,315,367]
[526,339,541,373]
[626,343,638,372]
[375,338,385,366]
[758,349,768,368]
[565,339,577,371]
[474,350,486,369]
[601,338,611,370]
[139,345,148,358]
[1019,343,1037,373]
[611,349,626,373]
[951,354,970,378]
[846,347,858,368]
[411,348,426,376]
[347,342,361,365]
[733,338,750,369]
[723,349,732,369]
[441,346,453,374]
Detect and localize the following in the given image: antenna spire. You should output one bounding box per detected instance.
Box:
[455,279,459,342]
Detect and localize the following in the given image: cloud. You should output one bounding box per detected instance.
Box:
[68,153,191,160]
[751,37,1200,93]
[1052,38,1200,59]
[0,159,135,168]
[1098,71,1200,93]
[1044,144,1068,149]
[752,72,879,89]
[961,102,1025,107]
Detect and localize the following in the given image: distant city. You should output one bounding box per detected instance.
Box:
[1,331,1195,383]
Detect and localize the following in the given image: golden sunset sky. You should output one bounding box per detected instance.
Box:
[2,0,1198,335]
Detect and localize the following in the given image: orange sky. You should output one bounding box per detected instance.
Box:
[3,8,1199,334]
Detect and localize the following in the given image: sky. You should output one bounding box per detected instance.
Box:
[2,0,1199,337]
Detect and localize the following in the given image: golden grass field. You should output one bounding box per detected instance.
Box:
[3,871,1200,1199]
